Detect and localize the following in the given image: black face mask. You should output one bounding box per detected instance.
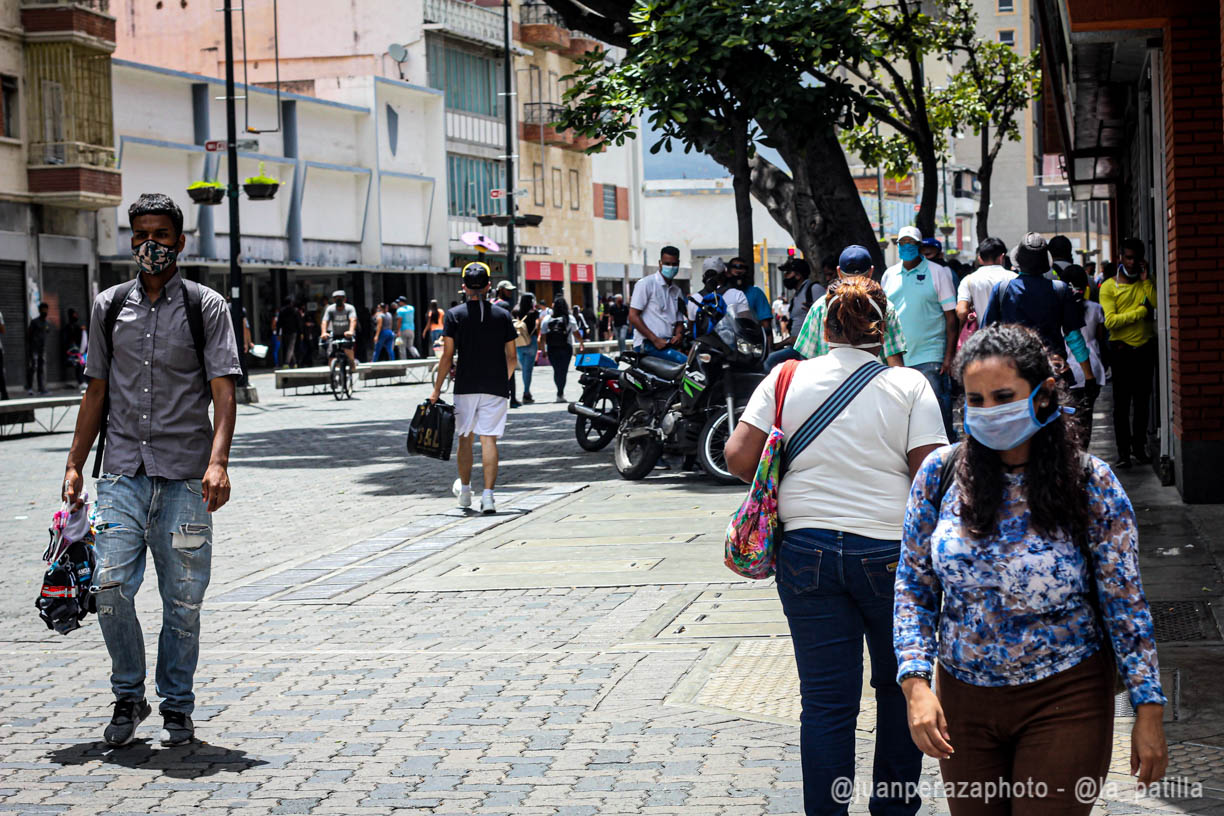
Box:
[783,275,801,290]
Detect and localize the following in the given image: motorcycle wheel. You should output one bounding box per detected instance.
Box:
[613,414,661,480]
[575,390,619,452]
[697,408,745,485]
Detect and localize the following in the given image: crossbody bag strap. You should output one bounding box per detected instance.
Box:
[773,359,800,427]
[783,361,888,469]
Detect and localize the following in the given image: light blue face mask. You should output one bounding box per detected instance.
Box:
[898,243,921,262]
[963,385,1072,451]
[660,265,679,281]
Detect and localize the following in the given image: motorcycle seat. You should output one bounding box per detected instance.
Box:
[638,355,686,380]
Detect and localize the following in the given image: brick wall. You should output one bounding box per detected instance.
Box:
[27,166,121,199]
[1162,9,1224,444]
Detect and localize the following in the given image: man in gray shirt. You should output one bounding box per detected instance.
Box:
[62,193,242,748]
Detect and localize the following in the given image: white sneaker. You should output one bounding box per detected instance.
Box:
[480,492,496,515]
[453,478,472,509]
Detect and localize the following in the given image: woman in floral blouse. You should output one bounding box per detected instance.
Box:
[894,324,1167,814]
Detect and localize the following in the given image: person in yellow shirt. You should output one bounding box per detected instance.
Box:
[1099,237,1158,468]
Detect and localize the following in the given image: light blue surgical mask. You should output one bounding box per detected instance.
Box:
[660,265,679,281]
[898,243,921,262]
[963,386,1070,451]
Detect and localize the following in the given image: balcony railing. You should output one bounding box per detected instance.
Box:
[422,0,502,49]
[22,0,110,10]
[522,101,564,125]
[28,141,115,167]
[520,2,564,26]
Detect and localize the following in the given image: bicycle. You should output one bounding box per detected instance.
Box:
[320,335,355,400]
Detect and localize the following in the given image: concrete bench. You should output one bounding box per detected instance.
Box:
[358,358,434,385]
[0,395,80,436]
[274,366,333,394]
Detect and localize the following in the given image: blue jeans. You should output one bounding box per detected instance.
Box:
[373,329,395,361]
[776,528,922,816]
[615,324,630,354]
[634,343,686,364]
[94,474,213,715]
[517,340,537,396]
[911,361,956,441]
[765,345,804,372]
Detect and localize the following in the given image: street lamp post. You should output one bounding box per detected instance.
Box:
[502,0,517,289]
[222,0,252,397]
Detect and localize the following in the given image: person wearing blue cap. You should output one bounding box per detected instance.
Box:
[782,244,908,371]
[881,226,960,440]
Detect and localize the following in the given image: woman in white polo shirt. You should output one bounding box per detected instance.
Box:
[725,270,949,816]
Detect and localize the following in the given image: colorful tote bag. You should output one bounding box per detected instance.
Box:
[724,360,888,579]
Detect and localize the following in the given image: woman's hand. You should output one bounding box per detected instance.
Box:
[1131,705,1168,786]
[902,678,954,759]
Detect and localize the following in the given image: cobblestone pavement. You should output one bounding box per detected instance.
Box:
[0,374,1221,815]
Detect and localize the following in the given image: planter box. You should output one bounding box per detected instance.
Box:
[188,186,226,205]
[243,182,279,200]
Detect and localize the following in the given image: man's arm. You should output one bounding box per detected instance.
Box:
[202,376,236,512]
[940,310,958,375]
[886,353,905,367]
[429,336,456,403]
[1100,282,1147,331]
[628,307,665,349]
[505,339,518,380]
[62,377,107,508]
[955,300,971,329]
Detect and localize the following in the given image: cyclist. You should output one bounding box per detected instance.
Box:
[321,290,358,369]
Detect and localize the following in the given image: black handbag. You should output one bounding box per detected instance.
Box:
[406,399,455,461]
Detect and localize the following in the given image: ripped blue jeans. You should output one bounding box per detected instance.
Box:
[94,473,212,715]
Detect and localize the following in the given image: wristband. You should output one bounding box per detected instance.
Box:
[899,670,932,685]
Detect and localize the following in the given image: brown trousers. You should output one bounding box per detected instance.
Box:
[936,651,1114,816]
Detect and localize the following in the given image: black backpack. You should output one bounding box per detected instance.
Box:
[92,278,207,478]
[546,316,570,346]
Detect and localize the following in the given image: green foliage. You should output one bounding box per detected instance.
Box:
[187,179,224,190]
[243,161,279,186]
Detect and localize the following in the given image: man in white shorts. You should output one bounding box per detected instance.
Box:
[429,262,517,514]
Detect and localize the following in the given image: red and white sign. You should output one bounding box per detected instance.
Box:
[569,263,594,283]
[525,260,564,281]
[205,140,224,152]
[490,189,505,199]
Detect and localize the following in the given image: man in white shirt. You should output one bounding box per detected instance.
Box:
[956,237,1016,331]
[629,245,685,363]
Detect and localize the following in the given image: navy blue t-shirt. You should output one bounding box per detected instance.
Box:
[981,274,1084,355]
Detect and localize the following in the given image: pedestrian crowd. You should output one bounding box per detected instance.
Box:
[723,226,1168,815]
[46,190,1166,816]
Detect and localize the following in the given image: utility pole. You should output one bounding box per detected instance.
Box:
[874,123,885,240]
[222,0,253,399]
[502,0,517,289]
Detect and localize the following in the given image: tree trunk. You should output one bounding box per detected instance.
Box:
[976,125,992,244]
[916,149,939,239]
[729,117,755,263]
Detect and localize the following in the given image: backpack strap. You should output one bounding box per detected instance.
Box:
[783,361,888,468]
[182,279,208,379]
[92,279,139,479]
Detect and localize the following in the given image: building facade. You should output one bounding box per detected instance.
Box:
[1036,0,1224,502]
[107,59,447,358]
[0,0,119,396]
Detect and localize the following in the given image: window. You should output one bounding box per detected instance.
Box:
[532,163,544,206]
[446,154,506,217]
[41,81,64,163]
[426,39,504,117]
[568,169,580,210]
[997,0,1014,11]
[0,76,16,139]
[998,29,1015,47]
[602,184,618,220]
[551,167,563,208]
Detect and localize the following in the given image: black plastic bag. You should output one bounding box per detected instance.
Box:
[406,399,455,461]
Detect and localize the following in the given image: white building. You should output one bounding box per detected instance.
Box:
[106,59,447,354]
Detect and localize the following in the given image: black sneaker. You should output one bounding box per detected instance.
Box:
[1114,455,1133,469]
[103,698,151,747]
[160,710,194,746]
[523,393,534,404]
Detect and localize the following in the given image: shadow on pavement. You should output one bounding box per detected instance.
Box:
[47,739,268,778]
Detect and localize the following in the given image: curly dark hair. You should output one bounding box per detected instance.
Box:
[953,324,1090,540]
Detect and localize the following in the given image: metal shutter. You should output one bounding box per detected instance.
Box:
[0,263,25,392]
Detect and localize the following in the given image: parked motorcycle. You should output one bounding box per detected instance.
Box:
[612,297,766,483]
[568,353,622,452]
